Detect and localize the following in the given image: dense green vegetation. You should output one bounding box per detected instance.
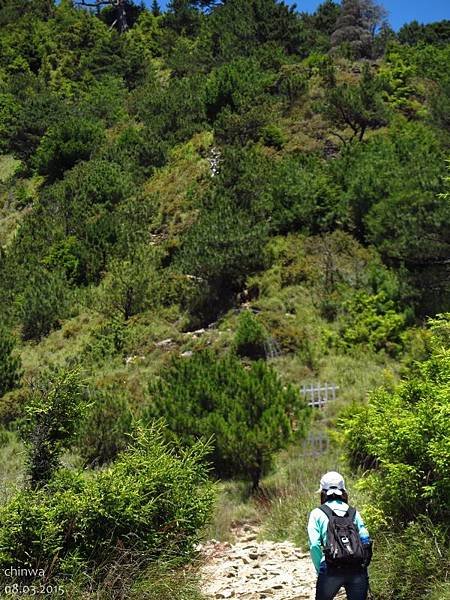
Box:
[341,314,450,599]
[0,0,449,597]
[0,420,214,583]
[0,327,21,397]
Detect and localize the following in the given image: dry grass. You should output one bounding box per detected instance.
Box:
[0,431,26,504]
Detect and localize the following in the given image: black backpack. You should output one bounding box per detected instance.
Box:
[319,504,366,569]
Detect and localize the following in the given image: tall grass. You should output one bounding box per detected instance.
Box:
[369,519,450,600]
[127,561,206,600]
[202,480,261,542]
[260,441,356,548]
[61,558,206,600]
[0,431,26,504]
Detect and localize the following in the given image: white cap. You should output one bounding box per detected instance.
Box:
[317,471,346,496]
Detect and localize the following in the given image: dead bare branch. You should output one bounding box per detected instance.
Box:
[75,0,111,6]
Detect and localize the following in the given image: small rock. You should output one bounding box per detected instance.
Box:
[125,355,138,365]
[215,589,234,599]
[155,338,173,347]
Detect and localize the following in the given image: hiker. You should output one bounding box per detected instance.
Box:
[307,471,372,600]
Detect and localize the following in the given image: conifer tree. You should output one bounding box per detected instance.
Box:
[360,0,388,39]
[330,0,372,58]
[151,0,161,16]
[17,268,68,341]
[148,350,310,490]
[28,0,54,18]
[21,368,86,487]
[314,0,340,36]
[165,0,201,35]
[320,63,387,143]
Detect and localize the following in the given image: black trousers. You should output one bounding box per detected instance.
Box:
[315,567,369,600]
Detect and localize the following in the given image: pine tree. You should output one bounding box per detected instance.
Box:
[21,368,86,487]
[148,350,310,490]
[314,0,341,36]
[165,0,200,36]
[17,268,68,341]
[151,0,161,16]
[28,0,54,18]
[320,63,387,143]
[330,0,372,58]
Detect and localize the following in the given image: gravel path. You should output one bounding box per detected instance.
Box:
[198,523,325,600]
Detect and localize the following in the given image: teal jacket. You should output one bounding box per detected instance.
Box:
[307,499,370,573]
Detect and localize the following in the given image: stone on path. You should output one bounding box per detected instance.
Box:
[199,524,320,600]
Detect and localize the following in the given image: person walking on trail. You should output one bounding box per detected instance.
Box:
[307,471,373,600]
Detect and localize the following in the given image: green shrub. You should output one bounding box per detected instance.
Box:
[0,387,28,426]
[76,386,134,466]
[341,314,450,524]
[147,350,310,489]
[6,88,63,164]
[261,124,285,149]
[320,64,388,143]
[0,326,22,398]
[0,93,19,152]
[339,402,378,472]
[205,57,273,121]
[81,75,127,126]
[336,291,406,355]
[131,74,207,146]
[33,116,105,181]
[214,103,270,146]
[263,156,339,235]
[42,235,85,284]
[82,317,126,364]
[39,157,134,284]
[233,310,268,360]
[329,121,447,295]
[48,157,133,212]
[276,64,308,106]
[341,315,450,599]
[20,368,87,488]
[378,46,423,117]
[0,424,215,582]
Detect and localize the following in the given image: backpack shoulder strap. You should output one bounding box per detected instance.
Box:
[319,504,334,519]
[347,506,357,521]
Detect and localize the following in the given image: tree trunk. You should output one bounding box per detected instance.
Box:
[116,0,128,33]
[250,451,263,492]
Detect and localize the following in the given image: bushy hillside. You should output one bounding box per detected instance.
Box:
[0,0,449,598]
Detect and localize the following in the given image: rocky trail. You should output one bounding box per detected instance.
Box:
[198,523,345,600]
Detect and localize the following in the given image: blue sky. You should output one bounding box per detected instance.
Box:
[149,0,450,31]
